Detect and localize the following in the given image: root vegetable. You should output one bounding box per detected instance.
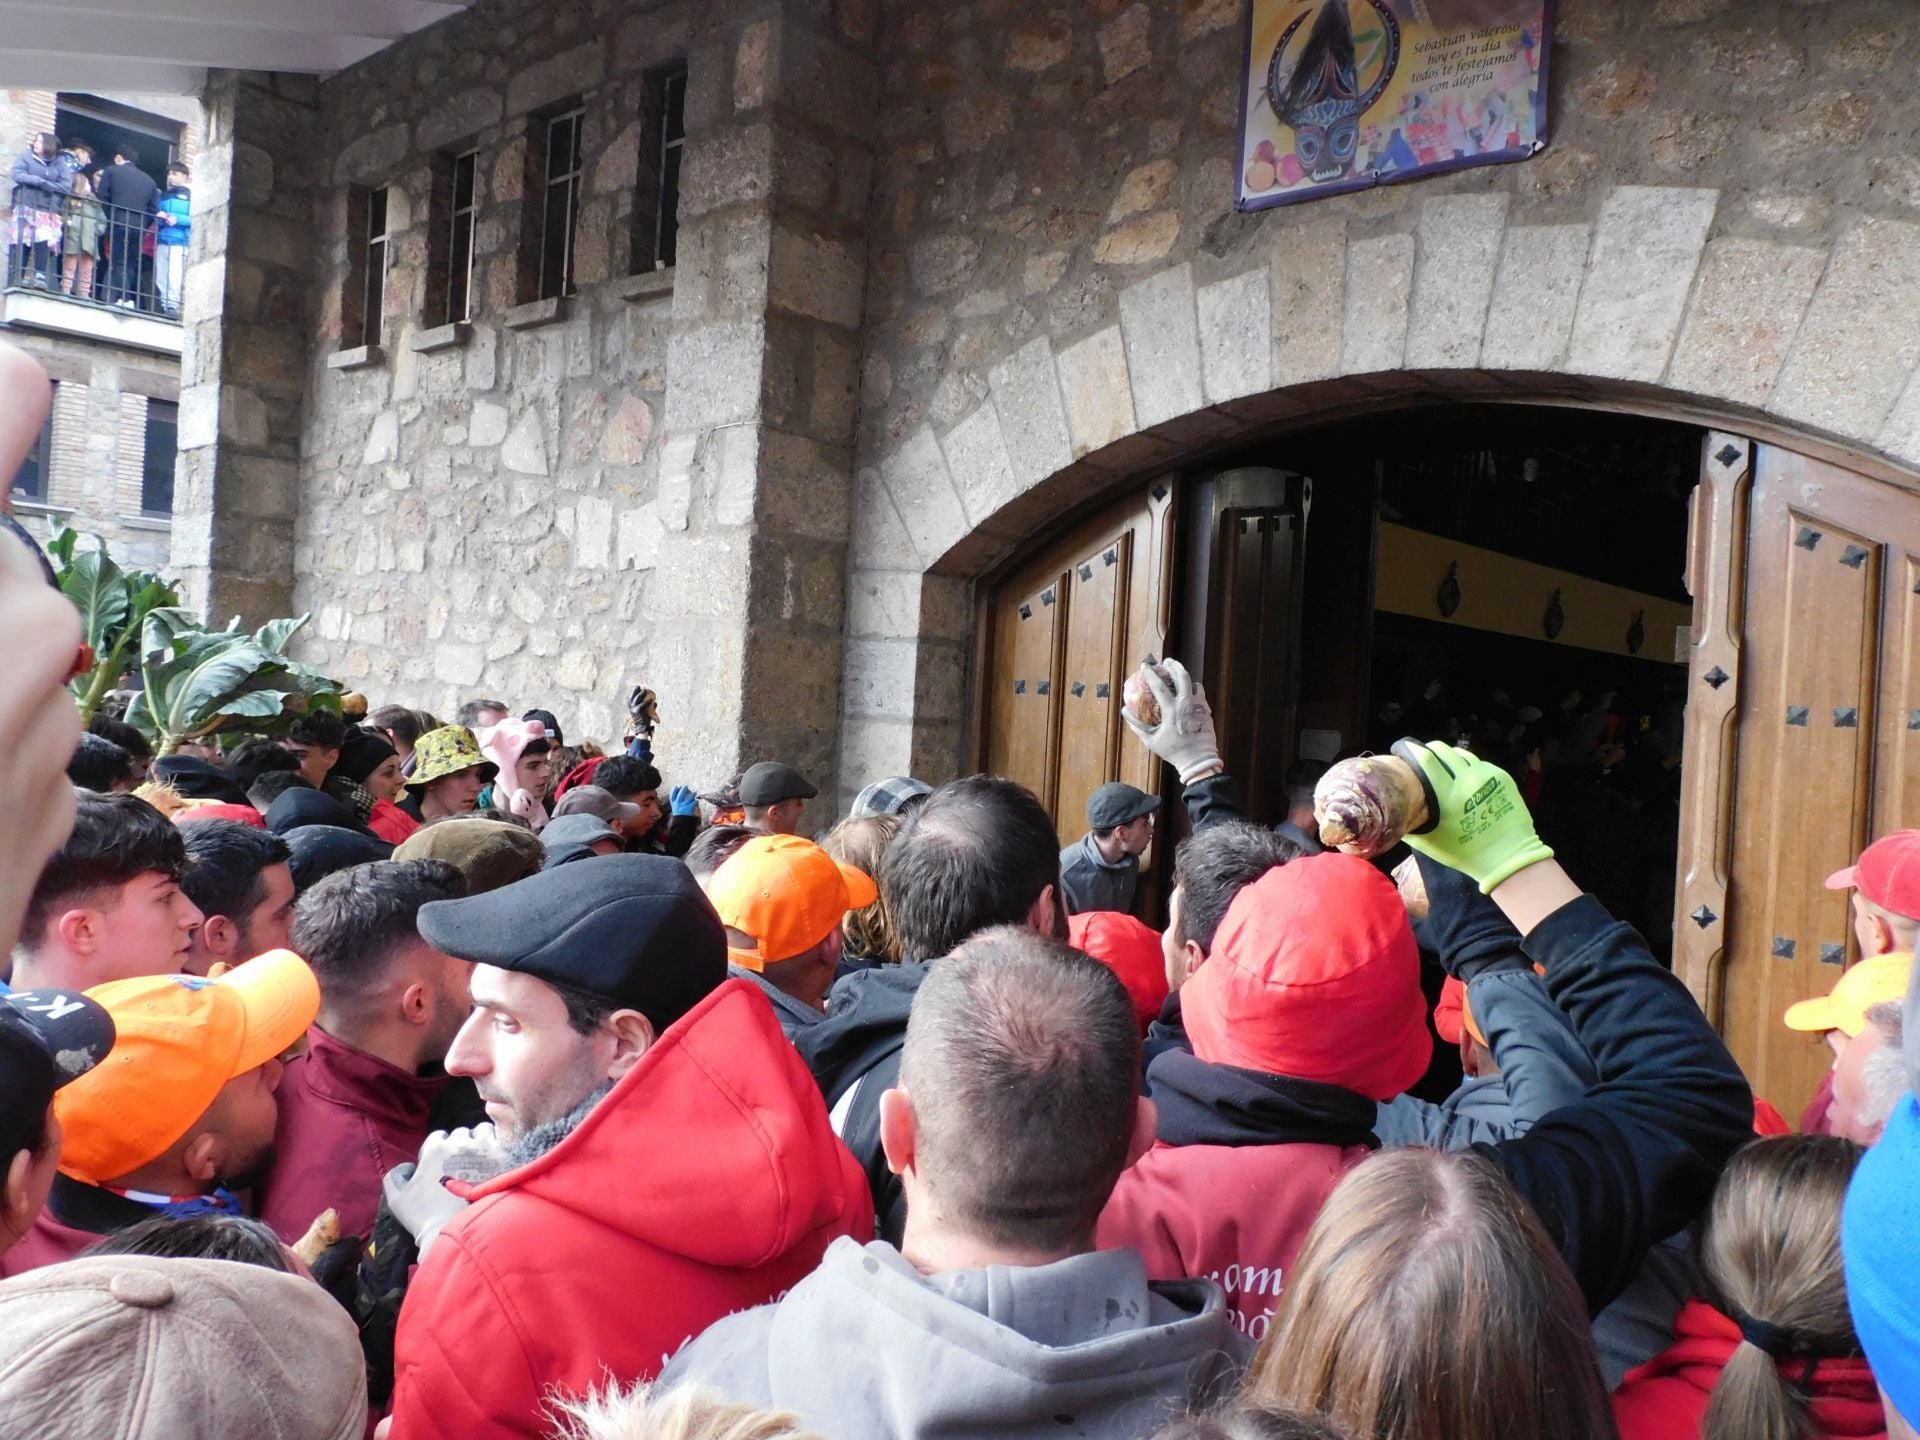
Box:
[1314,754,1430,857]
[1123,663,1168,728]
[291,1207,340,1267]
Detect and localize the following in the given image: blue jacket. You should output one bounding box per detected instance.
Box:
[156,187,190,245]
[9,150,70,209]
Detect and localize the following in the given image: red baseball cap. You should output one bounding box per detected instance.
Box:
[1826,831,1920,919]
[1068,911,1171,1035]
[1182,852,1430,1101]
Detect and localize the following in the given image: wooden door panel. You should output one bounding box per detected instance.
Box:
[1873,549,1920,827]
[985,571,1066,813]
[1057,534,1132,850]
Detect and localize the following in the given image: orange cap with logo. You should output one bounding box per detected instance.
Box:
[707,835,878,973]
[55,951,320,1185]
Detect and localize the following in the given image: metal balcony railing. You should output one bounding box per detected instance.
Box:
[5,192,186,321]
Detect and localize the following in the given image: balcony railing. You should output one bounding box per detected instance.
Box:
[5,192,185,321]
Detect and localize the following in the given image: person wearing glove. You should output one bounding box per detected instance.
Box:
[624,686,660,762]
[1120,658,1251,833]
[476,719,553,832]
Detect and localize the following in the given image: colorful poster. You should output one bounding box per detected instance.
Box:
[1236,0,1550,211]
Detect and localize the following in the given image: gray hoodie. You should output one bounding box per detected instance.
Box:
[659,1237,1247,1438]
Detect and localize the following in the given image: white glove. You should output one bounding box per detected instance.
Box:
[383,1124,502,1259]
[1121,658,1223,786]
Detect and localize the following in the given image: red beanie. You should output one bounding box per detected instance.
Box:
[1182,852,1430,1101]
[174,803,267,830]
[1068,910,1171,1035]
[554,755,606,800]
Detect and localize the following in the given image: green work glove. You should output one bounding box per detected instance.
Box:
[1390,737,1554,894]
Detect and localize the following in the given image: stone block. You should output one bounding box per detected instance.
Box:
[1110,160,1177,224]
[942,93,1013,156]
[1480,224,1590,372]
[434,642,484,685]
[939,402,1021,531]
[988,336,1074,491]
[1666,238,1827,407]
[617,502,665,571]
[506,42,605,120]
[768,227,865,329]
[469,399,509,448]
[1099,3,1153,86]
[664,321,767,431]
[735,18,775,112]
[850,464,919,571]
[575,495,612,569]
[362,411,398,465]
[1197,267,1273,405]
[1119,265,1205,430]
[881,426,970,568]
[1270,216,1346,386]
[1406,194,1509,370]
[678,124,774,218]
[1093,212,1180,267]
[332,124,409,185]
[416,89,504,154]
[602,394,654,465]
[842,636,924,719]
[502,409,548,475]
[1566,187,1718,382]
[1773,218,1920,440]
[1056,327,1137,461]
[1340,233,1415,375]
[908,233,981,296]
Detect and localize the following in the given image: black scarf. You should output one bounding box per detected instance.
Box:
[1147,1047,1381,1151]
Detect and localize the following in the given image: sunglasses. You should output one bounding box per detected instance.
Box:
[2,510,96,683]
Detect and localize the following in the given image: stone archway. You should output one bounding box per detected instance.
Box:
[835,181,1920,808]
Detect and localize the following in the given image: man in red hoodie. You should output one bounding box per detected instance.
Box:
[380,853,873,1440]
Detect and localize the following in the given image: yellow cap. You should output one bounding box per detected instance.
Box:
[1783,952,1912,1038]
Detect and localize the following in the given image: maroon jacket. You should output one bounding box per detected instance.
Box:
[257,1026,445,1243]
[1,1175,163,1276]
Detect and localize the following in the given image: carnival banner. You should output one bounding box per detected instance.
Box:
[1236,0,1550,211]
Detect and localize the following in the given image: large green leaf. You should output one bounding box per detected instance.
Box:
[252,615,309,656]
[59,547,130,653]
[45,524,76,568]
[141,638,286,745]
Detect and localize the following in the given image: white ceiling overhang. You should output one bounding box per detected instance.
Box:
[0,0,482,94]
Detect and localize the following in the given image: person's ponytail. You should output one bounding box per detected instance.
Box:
[1700,1327,1812,1440]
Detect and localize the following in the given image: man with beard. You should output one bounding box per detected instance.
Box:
[378,855,871,1440]
[0,950,318,1275]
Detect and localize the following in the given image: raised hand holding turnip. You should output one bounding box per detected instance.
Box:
[1120,657,1223,785]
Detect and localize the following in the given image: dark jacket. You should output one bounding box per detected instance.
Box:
[9,150,70,210]
[1,1175,169,1276]
[793,960,931,1243]
[94,160,158,219]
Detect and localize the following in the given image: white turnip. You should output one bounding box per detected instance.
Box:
[1314,754,1430,857]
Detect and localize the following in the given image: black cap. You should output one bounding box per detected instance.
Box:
[739,761,817,807]
[1088,781,1161,831]
[151,756,250,807]
[416,854,726,1030]
[0,990,116,1159]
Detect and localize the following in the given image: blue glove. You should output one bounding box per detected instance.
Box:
[669,784,698,818]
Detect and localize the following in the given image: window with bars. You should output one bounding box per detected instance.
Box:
[446,150,479,324]
[363,187,392,346]
[632,62,687,274]
[538,108,586,301]
[8,386,53,503]
[141,399,178,516]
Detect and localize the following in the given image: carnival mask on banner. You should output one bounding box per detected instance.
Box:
[1266,0,1402,185]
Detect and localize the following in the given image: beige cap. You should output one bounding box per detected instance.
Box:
[0,1255,365,1439]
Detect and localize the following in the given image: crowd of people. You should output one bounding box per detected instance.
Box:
[4,337,1920,1440]
[8,133,190,314]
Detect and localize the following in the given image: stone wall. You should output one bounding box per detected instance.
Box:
[835,0,1920,806]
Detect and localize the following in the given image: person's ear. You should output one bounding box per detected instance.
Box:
[180,1131,220,1186]
[1028,883,1064,940]
[603,1010,656,1081]
[1869,912,1896,955]
[3,1147,35,1230]
[879,1086,918,1178]
[1181,938,1205,978]
[400,980,430,1027]
[1124,1097,1159,1169]
[54,907,100,957]
[199,914,236,957]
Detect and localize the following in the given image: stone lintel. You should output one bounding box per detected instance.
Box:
[615,269,678,303]
[408,321,472,354]
[502,296,572,331]
[326,344,384,370]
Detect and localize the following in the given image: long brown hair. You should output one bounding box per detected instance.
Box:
[1699,1134,1864,1440]
[1243,1148,1615,1440]
[822,813,902,963]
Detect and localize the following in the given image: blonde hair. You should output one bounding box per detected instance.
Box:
[548,1382,821,1440]
[822,813,902,963]
[1243,1149,1613,1440]
[1698,1134,1864,1440]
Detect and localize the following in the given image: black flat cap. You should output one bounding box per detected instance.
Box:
[417,854,726,1029]
[1087,781,1161,831]
[739,761,817,807]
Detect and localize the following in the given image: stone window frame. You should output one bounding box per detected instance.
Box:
[8,380,54,503]
[339,183,394,357]
[630,59,688,276]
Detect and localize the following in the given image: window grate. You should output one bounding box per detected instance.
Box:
[141,398,177,516]
[447,150,479,324]
[363,186,391,347]
[657,65,686,269]
[538,108,586,301]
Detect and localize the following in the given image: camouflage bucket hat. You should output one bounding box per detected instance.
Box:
[404,726,498,793]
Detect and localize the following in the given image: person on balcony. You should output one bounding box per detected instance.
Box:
[93,148,156,309]
[60,172,104,300]
[155,165,189,318]
[9,134,71,291]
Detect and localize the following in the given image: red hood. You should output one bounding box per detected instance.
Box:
[469,978,871,1269]
[1619,1299,1886,1438]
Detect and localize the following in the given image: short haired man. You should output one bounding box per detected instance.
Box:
[550,782,645,835]
[381,855,871,1440]
[1801,831,1918,1132]
[794,773,1066,1240]
[284,710,349,791]
[660,927,1243,1434]
[590,757,681,852]
[14,792,202,992]
[0,988,116,1257]
[67,732,138,793]
[399,727,496,824]
[708,835,878,1037]
[454,698,509,732]
[1161,820,1300,993]
[1828,1000,1907,1148]
[684,823,755,887]
[0,951,318,1276]
[177,820,296,976]
[740,761,816,836]
[1059,782,1160,917]
[248,769,313,815]
[227,738,300,794]
[256,860,470,1241]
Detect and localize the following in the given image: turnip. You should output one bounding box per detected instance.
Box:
[1313,753,1430,857]
[1123,663,1169,728]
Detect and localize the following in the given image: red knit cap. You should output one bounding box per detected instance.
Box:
[1182,852,1430,1101]
[1068,910,1171,1035]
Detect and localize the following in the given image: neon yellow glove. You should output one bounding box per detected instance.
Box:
[1390,738,1554,894]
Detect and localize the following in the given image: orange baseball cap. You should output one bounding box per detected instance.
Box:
[56,951,319,1186]
[707,835,878,973]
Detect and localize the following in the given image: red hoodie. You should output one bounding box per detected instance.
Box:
[386,979,874,1440]
[1613,1299,1887,1440]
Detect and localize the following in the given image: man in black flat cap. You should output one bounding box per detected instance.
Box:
[379,854,872,1440]
[740,761,817,837]
[1059,782,1161,917]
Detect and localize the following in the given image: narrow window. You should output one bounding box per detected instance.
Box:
[538,108,585,300]
[446,150,479,323]
[8,388,52,503]
[657,65,686,269]
[141,398,178,516]
[363,186,391,346]
[632,62,687,274]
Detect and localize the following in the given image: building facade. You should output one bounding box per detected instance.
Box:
[2,88,200,570]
